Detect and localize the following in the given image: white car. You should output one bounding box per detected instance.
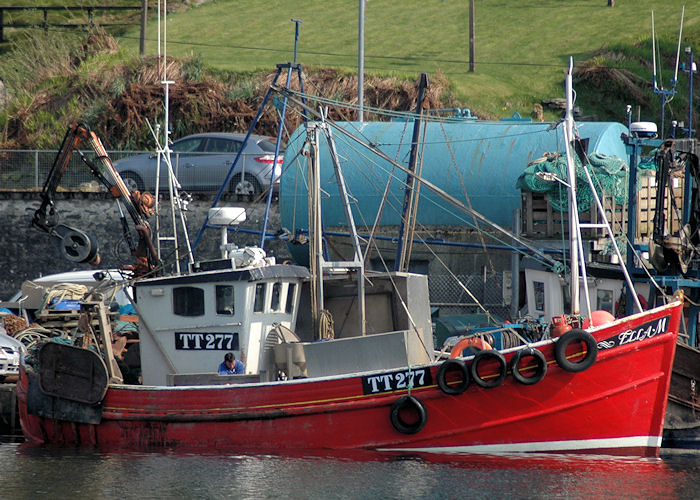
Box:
[0,332,25,382]
[114,133,284,195]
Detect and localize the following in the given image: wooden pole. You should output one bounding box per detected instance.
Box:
[469,0,475,72]
[140,0,148,55]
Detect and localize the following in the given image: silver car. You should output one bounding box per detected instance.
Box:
[0,333,25,382]
[114,133,284,195]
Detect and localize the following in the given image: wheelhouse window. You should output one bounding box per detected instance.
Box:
[173,286,205,316]
[270,282,282,312]
[597,289,614,314]
[533,281,545,313]
[286,283,296,314]
[216,285,235,315]
[254,283,266,312]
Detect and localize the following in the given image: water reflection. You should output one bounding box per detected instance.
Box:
[3,441,699,499]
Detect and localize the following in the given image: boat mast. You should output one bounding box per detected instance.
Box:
[562,58,582,315]
[563,58,643,319]
[307,124,323,337]
[395,73,429,272]
[306,112,367,338]
[152,0,192,274]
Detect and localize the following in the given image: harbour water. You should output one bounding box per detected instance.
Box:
[1,436,699,499]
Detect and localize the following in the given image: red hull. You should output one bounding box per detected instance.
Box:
[17,302,681,456]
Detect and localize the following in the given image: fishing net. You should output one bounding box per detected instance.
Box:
[516,152,649,212]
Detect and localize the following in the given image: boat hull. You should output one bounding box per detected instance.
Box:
[17,302,681,456]
[662,342,700,448]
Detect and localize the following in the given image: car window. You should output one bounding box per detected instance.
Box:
[204,138,241,153]
[172,138,204,153]
[256,138,286,153]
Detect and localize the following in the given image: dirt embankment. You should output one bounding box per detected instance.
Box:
[2,31,452,150]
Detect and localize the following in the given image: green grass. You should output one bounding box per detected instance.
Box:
[115,0,699,120]
[0,1,697,148]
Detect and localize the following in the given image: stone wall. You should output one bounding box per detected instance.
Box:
[0,192,291,300]
[0,191,519,308]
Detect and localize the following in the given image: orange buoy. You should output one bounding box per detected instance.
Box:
[449,336,493,359]
[582,310,615,329]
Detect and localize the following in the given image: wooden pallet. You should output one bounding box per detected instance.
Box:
[521,175,683,243]
[34,309,119,331]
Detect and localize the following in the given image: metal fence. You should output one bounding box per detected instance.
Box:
[0,149,145,190]
[0,149,268,192]
[428,272,511,320]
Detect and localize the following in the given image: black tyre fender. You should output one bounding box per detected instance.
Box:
[470,350,507,389]
[390,395,428,434]
[554,329,598,373]
[436,359,470,395]
[510,347,547,385]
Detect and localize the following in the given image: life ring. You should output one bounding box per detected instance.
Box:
[390,395,428,434]
[554,329,598,373]
[510,347,547,385]
[470,350,507,389]
[449,336,492,359]
[436,359,470,395]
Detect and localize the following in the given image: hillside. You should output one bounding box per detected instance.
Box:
[0,0,698,149]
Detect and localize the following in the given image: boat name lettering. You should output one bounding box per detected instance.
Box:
[175,332,240,350]
[361,367,433,395]
[596,316,669,351]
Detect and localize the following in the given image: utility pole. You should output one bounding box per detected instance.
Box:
[469,0,475,72]
[358,0,365,121]
[140,0,148,55]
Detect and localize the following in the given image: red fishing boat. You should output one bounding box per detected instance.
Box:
[17,301,681,455]
[15,60,682,456]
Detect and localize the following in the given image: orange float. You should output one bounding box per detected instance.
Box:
[449,336,493,358]
[582,310,615,329]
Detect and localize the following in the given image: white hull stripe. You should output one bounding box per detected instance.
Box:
[377,436,662,454]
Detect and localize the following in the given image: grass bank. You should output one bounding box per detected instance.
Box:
[0,1,697,148]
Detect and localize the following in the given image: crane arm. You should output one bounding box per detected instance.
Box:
[32,123,160,275]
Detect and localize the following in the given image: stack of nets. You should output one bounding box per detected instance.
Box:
[516,152,633,212]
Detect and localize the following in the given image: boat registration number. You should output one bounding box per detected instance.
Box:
[174,332,240,350]
[596,315,670,351]
[361,367,433,395]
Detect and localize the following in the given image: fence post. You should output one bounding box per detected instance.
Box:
[43,9,48,34]
[1,9,4,43]
[35,150,39,189]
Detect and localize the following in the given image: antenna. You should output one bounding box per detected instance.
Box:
[673,5,685,84]
[651,11,658,91]
[651,9,685,139]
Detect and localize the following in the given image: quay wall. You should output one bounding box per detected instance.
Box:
[0,192,515,308]
[0,192,290,300]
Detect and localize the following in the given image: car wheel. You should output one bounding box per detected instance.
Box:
[230,174,262,196]
[121,171,145,192]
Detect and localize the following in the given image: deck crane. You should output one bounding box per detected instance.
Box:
[32,123,160,277]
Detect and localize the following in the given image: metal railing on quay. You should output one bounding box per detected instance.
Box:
[0,149,267,192]
[0,149,146,191]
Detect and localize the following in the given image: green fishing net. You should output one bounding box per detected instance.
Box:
[516,152,652,212]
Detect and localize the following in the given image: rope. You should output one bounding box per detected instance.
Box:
[318,309,335,339]
[35,283,89,314]
[13,325,59,350]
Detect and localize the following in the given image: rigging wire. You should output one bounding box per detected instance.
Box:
[280,97,564,273]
